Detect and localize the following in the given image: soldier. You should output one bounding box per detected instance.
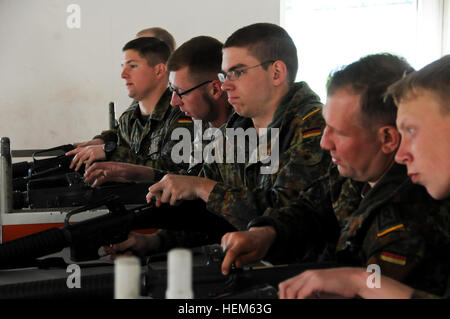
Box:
[71,27,176,149]
[67,37,195,173]
[222,53,450,297]
[107,23,334,259]
[278,55,450,299]
[82,36,233,186]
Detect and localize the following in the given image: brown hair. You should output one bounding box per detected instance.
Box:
[167,36,223,83]
[223,23,298,84]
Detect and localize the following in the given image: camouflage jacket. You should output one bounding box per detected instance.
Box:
[261,163,450,296]
[334,164,450,296]
[201,82,330,230]
[155,82,331,252]
[254,163,357,264]
[99,89,195,172]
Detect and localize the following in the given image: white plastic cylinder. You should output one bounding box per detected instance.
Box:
[114,255,141,299]
[166,248,193,299]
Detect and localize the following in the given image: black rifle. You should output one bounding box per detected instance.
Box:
[0,198,236,268]
[0,244,343,299]
[13,172,151,209]
[144,244,343,299]
[13,144,83,192]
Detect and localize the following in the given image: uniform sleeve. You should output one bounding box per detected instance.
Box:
[109,110,195,173]
[363,214,425,283]
[93,128,118,144]
[204,111,331,230]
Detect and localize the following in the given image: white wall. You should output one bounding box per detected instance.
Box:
[0,0,280,151]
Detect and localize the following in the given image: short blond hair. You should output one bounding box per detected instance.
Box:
[386,55,450,114]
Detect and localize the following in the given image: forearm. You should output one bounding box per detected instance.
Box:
[355,269,414,299]
[122,164,156,183]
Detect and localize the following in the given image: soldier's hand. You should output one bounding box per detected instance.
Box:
[73,138,104,148]
[147,174,217,206]
[220,226,277,275]
[84,162,130,187]
[103,232,161,260]
[66,144,106,171]
[278,267,366,299]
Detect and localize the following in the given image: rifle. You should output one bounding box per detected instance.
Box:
[13,144,82,192]
[0,198,236,268]
[12,172,151,209]
[144,244,343,299]
[0,244,343,299]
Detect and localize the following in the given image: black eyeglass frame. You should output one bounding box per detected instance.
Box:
[218,60,275,83]
[169,80,213,99]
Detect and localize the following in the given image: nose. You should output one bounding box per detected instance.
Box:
[220,77,233,92]
[121,67,128,79]
[394,139,411,165]
[170,91,182,107]
[319,126,333,151]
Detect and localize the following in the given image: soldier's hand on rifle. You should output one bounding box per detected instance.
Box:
[85,162,157,187]
[278,267,370,299]
[220,226,276,275]
[279,267,415,299]
[84,162,132,187]
[66,144,106,171]
[103,232,161,260]
[73,138,104,148]
[147,174,217,207]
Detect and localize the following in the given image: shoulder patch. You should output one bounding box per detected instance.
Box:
[178,117,193,124]
[302,128,322,139]
[376,206,405,237]
[377,224,404,237]
[380,251,406,266]
[301,107,321,121]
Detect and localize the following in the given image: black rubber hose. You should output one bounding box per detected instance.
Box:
[0,228,70,269]
[0,273,114,299]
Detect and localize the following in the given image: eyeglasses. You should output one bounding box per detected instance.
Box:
[218,60,275,83]
[169,80,212,99]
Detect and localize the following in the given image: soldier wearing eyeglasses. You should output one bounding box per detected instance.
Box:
[124,23,336,257]
[83,36,233,187]
[67,36,195,174]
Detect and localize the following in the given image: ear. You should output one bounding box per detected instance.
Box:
[154,63,167,78]
[378,125,401,154]
[208,79,224,100]
[271,60,288,86]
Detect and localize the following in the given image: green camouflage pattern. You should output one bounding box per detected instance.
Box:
[259,164,357,264]
[202,82,331,230]
[335,163,450,296]
[106,88,195,172]
[155,82,331,252]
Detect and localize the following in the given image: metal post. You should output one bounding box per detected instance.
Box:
[109,102,116,130]
[0,137,13,242]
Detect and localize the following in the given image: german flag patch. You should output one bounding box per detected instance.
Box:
[302,128,322,139]
[380,252,406,266]
[178,117,193,124]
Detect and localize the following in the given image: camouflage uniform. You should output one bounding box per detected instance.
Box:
[201,82,330,230]
[156,82,332,252]
[96,89,195,172]
[264,163,450,296]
